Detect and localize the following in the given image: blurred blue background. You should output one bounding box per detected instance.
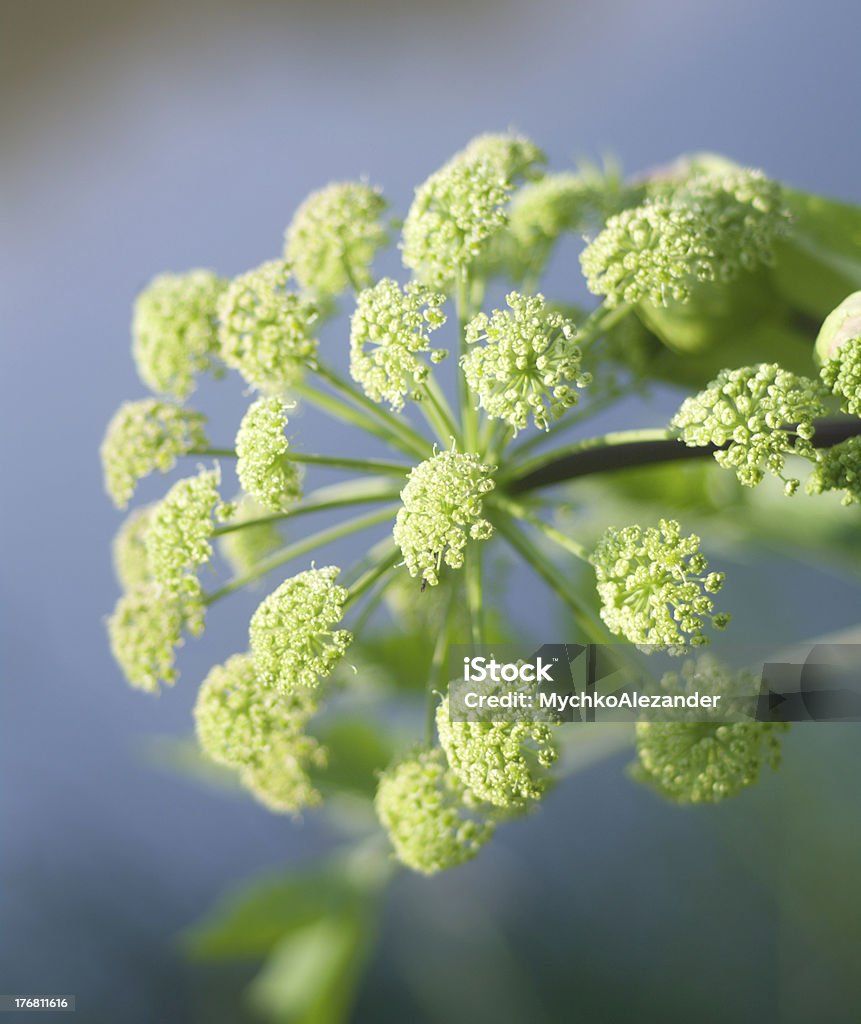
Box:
[2,1,861,1021]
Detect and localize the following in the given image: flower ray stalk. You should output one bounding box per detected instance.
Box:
[205,503,400,603]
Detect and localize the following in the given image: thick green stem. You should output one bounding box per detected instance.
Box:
[492,494,590,562]
[502,428,672,486]
[314,362,430,458]
[509,418,861,494]
[509,390,624,461]
[426,592,457,744]
[212,478,402,537]
[205,503,399,603]
[192,447,237,458]
[492,511,608,645]
[288,452,409,475]
[576,300,633,349]
[465,544,484,646]
[421,376,462,446]
[456,269,480,454]
[345,543,402,607]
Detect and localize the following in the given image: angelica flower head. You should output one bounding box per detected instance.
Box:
[349,278,448,410]
[463,292,590,433]
[218,259,318,391]
[219,497,284,576]
[457,132,545,181]
[401,133,543,291]
[806,437,861,505]
[235,397,303,511]
[249,566,352,691]
[145,467,223,593]
[671,363,827,493]
[132,270,226,399]
[107,580,204,692]
[591,519,729,648]
[101,399,208,508]
[194,652,324,814]
[816,293,861,416]
[581,168,789,307]
[634,657,789,803]
[284,181,388,298]
[374,749,495,875]
[393,448,495,587]
[112,504,156,590]
[436,696,557,808]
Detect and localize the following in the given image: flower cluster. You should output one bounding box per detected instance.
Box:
[634,657,789,803]
[816,293,861,417]
[581,168,789,307]
[349,278,448,410]
[806,437,861,505]
[249,566,352,691]
[284,181,388,298]
[101,399,208,508]
[394,449,495,587]
[235,397,303,511]
[401,134,543,291]
[463,292,590,433]
[218,497,284,576]
[112,504,155,591]
[374,749,495,875]
[107,580,204,693]
[194,653,325,813]
[436,697,557,808]
[145,467,223,594]
[104,137,842,875]
[132,270,226,399]
[218,259,318,391]
[670,363,827,493]
[591,519,729,648]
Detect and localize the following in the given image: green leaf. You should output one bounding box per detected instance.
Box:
[772,188,861,319]
[247,910,372,1024]
[310,718,395,799]
[182,847,387,962]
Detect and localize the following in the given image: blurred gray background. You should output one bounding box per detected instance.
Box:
[3,1,861,1021]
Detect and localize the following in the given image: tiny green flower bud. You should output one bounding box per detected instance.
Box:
[194,652,324,814]
[107,580,204,692]
[101,399,209,508]
[634,656,789,803]
[349,278,448,410]
[218,259,318,391]
[670,363,827,491]
[235,397,303,511]
[112,504,156,590]
[394,448,495,587]
[132,270,226,399]
[806,436,861,505]
[591,519,729,648]
[375,749,495,875]
[284,181,388,298]
[463,292,590,434]
[249,566,352,691]
[436,697,557,808]
[145,468,223,593]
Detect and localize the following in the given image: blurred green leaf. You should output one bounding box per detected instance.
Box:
[182,846,387,962]
[311,718,395,799]
[248,910,372,1024]
[773,188,861,318]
